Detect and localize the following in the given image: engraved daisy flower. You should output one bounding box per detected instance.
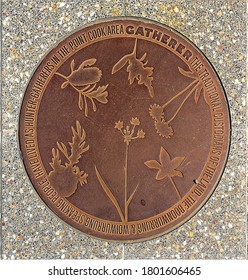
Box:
[155,120,174,138]
[149,104,164,121]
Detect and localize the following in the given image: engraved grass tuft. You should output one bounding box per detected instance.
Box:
[95,117,145,222]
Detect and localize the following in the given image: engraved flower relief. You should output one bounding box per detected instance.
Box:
[145,147,185,199]
[149,104,164,120]
[149,67,209,138]
[48,121,89,197]
[115,117,145,145]
[55,58,109,117]
[112,39,154,97]
[95,117,145,222]
[155,119,174,138]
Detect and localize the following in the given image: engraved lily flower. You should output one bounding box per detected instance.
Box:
[145,147,185,199]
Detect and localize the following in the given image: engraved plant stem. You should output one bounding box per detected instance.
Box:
[168,176,182,199]
[55,71,68,81]
[95,166,125,222]
[83,95,88,116]
[95,119,144,222]
[162,79,198,109]
[124,143,129,222]
[167,82,199,124]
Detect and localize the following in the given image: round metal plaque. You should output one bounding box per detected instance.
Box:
[19,18,230,242]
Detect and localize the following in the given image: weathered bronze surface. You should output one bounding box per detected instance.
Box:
[19,18,230,242]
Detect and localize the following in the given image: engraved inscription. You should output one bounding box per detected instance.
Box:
[126,25,192,60]
[55,59,109,116]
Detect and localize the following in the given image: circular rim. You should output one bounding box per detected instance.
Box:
[18,16,231,243]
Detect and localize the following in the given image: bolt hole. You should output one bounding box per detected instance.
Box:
[141,199,146,206]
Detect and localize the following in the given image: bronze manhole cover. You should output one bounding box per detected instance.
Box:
[19,18,230,242]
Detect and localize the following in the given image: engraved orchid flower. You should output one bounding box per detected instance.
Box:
[55,58,109,117]
[112,39,154,97]
[145,147,185,199]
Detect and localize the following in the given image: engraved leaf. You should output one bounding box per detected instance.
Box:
[87,85,109,104]
[95,166,125,222]
[70,59,75,72]
[139,52,147,62]
[171,157,185,170]
[144,160,161,169]
[78,93,84,110]
[203,89,210,106]
[194,86,203,104]
[95,91,108,104]
[57,142,69,161]
[91,99,97,112]
[61,81,69,89]
[111,55,130,74]
[69,121,89,165]
[178,67,197,79]
[126,184,139,208]
[156,169,166,180]
[84,99,89,117]
[159,147,171,167]
[79,58,97,69]
[50,148,61,170]
[172,170,183,178]
[76,168,88,186]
